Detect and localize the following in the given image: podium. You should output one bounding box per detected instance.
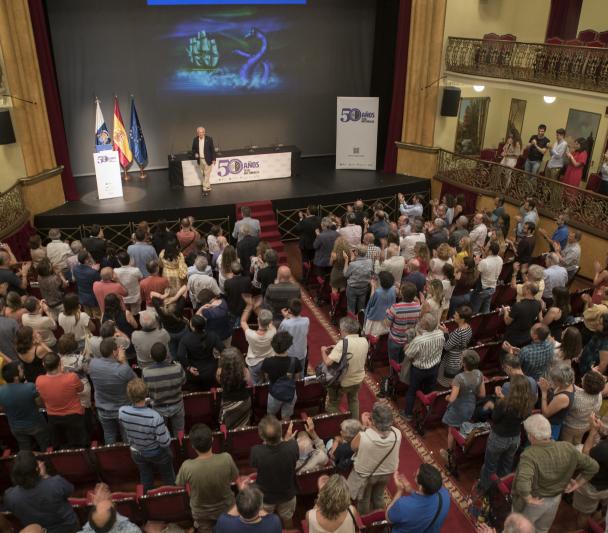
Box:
[93,151,123,200]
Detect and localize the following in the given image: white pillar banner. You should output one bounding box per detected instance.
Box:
[93,151,123,200]
[335,96,379,170]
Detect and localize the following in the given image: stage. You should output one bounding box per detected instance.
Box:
[35,156,429,229]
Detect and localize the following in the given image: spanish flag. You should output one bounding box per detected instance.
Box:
[112,96,132,168]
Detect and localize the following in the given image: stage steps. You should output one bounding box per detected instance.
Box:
[235,200,287,265]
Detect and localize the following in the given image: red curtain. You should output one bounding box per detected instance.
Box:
[546,0,583,40]
[28,0,79,201]
[383,0,412,173]
[440,182,478,215]
[4,222,36,262]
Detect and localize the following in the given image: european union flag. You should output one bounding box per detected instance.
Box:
[129,97,148,167]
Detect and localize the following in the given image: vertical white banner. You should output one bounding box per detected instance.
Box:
[336,96,379,170]
[93,151,123,200]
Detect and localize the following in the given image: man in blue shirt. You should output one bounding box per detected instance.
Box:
[387,464,450,533]
[72,250,101,314]
[127,228,158,278]
[0,362,49,451]
[216,484,282,532]
[539,213,569,252]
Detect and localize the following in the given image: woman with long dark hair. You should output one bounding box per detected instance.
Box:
[159,237,188,291]
[448,256,478,318]
[216,347,252,428]
[542,286,571,341]
[562,137,588,188]
[102,293,137,339]
[500,129,522,168]
[16,326,50,383]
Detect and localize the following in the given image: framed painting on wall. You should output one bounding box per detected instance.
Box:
[565,108,601,180]
[505,98,526,141]
[454,97,490,156]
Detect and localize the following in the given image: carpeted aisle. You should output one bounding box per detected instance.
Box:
[300,290,477,532]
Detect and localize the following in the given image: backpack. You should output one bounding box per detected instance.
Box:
[269,358,297,402]
[315,338,351,387]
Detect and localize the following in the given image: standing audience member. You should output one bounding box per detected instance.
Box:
[278,298,310,365]
[35,259,67,321]
[236,225,260,272]
[385,282,421,363]
[400,219,426,261]
[524,124,550,175]
[22,297,57,348]
[114,251,143,313]
[233,206,261,241]
[159,239,188,291]
[306,475,358,533]
[187,255,221,308]
[92,268,127,314]
[0,246,30,294]
[139,259,169,308]
[343,244,373,315]
[58,293,92,350]
[561,371,604,445]
[132,310,171,369]
[503,282,542,348]
[562,138,588,188]
[127,228,158,278]
[176,217,201,256]
[264,266,301,323]
[545,128,568,180]
[503,324,554,381]
[197,289,233,347]
[16,326,50,383]
[295,205,322,264]
[339,212,363,248]
[82,225,107,264]
[542,253,568,304]
[471,242,503,314]
[437,306,473,387]
[556,229,582,282]
[469,213,488,256]
[0,296,19,358]
[242,306,276,385]
[224,261,251,322]
[363,271,396,336]
[46,229,72,274]
[313,217,339,277]
[217,347,252,429]
[28,235,47,270]
[538,365,576,441]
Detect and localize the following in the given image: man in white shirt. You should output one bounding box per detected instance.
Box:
[191,126,216,196]
[542,253,568,302]
[46,228,72,274]
[338,213,362,248]
[545,128,568,180]
[400,219,426,261]
[377,245,405,287]
[398,193,424,218]
[556,230,582,282]
[114,251,143,314]
[187,256,220,307]
[469,213,488,256]
[471,241,503,314]
[241,305,276,385]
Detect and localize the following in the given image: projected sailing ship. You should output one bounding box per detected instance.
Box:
[186,31,219,69]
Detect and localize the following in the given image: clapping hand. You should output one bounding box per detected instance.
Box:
[393,471,413,493]
[284,421,295,440]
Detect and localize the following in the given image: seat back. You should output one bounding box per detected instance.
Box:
[477,310,505,343]
[309,412,351,441]
[183,390,220,431]
[225,425,262,463]
[139,486,192,523]
[112,494,144,525]
[295,378,326,415]
[578,29,599,42]
[91,443,139,485]
[296,464,335,495]
[43,448,99,490]
[491,283,516,308]
[545,36,564,45]
[252,383,269,422]
[366,333,389,370]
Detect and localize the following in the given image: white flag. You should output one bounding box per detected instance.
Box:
[95,99,111,147]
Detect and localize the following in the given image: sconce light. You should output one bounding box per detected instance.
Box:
[543,95,556,104]
[473,85,485,92]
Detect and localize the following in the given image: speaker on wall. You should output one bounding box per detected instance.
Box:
[0,110,16,145]
[440,87,461,117]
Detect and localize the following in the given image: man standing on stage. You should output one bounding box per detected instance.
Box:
[191,126,216,197]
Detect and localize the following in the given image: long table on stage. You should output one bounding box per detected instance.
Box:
[168,145,301,188]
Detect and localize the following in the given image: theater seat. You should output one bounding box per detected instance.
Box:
[303,412,351,441]
[91,443,139,486]
[366,333,388,371]
[296,464,336,495]
[252,383,269,422]
[139,485,192,523]
[183,389,221,431]
[446,426,491,478]
[294,378,327,415]
[413,389,450,436]
[43,448,99,490]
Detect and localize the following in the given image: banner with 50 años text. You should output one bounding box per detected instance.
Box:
[336,96,379,170]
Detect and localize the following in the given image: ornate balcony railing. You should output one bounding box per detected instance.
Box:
[435,149,608,238]
[445,36,608,93]
[0,183,29,239]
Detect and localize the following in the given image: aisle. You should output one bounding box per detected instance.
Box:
[299,290,477,532]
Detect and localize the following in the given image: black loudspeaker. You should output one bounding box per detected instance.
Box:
[0,110,16,145]
[440,87,461,117]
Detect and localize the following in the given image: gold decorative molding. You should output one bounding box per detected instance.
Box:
[0,182,29,239]
[395,142,440,154]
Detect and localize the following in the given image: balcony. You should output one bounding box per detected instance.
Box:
[445,36,608,94]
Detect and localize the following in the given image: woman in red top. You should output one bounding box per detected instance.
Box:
[561,138,588,188]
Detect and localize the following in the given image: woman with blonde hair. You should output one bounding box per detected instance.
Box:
[307,474,358,533]
[422,279,444,326]
[454,236,472,268]
[512,263,545,302]
[330,237,350,294]
[415,242,430,276]
[429,243,453,281]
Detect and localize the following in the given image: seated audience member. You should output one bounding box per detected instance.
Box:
[327,418,362,474]
[35,352,86,449]
[132,310,171,369]
[72,250,101,314]
[403,259,426,294]
[178,314,224,391]
[348,403,402,514]
[561,371,604,445]
[503,323,554,381]
[22,296,57,348]
[403,313,445,419]
[119,378,175,493]
[478,374,535,495]
[176,423,239,533]
[4,451,80,533]
[78,482,140,533]
[188,255,221,307]
[257,249,279,296]
[217,347,252,429]
[573,415,608,528]
[150,286,189,357]
[556,229,582,282]
[278,298,310,365]
[16,326,51,383]
[503,282,542,348]
[511,263,545,303]
[400,219,426,261]
[0,295,19,358]
[58,293,93,350]
[46,228,72,274]
[197,288,233,347]
[501,354,539,398]
[511,414,599,533]
[176,216,201,257]
[322,316,368,420]
[469,213,488,256]
[338,212,362,248]
[542,252,568,303]
[296,417,329,473]
[139,259,169,308]
[236,224,260,272]
[28,234,47,271]
[250,415,299,528]
[35,259,67,321]
[343,244,373,315]
[386,464,450,533]
[471,241,503,314]
[264,265,301,323]
[0,362,50,451]
[224,261,252,321]
[363,232,381,264]
[215,484,282,532]
[128,228,158,277]
[437,306,473,387]
[262,331,302,420]
[233,206,261,241]
[363,271,396,337]
[306,474,357,533]
[538,365,575,441]
[92,267,127,314]
[88,338,136,444]
[516,222,536,266]
[242,306,276,385]
[441,350,484,459]
[89,320,130,359]
[385,282,421,363]
[142,343,186,437]
[114,251,143,313]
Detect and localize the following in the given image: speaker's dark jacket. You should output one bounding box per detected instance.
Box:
[191,135,216,165]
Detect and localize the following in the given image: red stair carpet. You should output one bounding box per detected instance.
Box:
[299,288,476,532]
[235,200,287,264]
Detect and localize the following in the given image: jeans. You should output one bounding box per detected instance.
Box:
[448,292,471,318]
[248,361,265,386]
[387,337,404,363]
[12,422,50,452]
[346,286,367,315]
[97,409,124,444]
[131,447,176,493]
[47,413,89,449]
[513,493,562,533]
[154,402,185,437]
[404,364,439,416]
[267,392,297,419]
[471,287,495,314]
[524,159,541,175]
[479,432,520,492]
[327,383,361,420]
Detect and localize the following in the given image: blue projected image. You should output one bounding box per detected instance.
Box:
[163,11,287,93]
[149,1,305,5]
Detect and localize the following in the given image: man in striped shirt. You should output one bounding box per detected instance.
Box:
[403,313,445,419]
[385,282,421,363]
[142,343,186,437]
[118,378,175,492]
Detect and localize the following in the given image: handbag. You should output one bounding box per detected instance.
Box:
[269,358,297,402]
[315,338,351,387]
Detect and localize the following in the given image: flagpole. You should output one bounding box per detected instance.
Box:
[138,164,147,180]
